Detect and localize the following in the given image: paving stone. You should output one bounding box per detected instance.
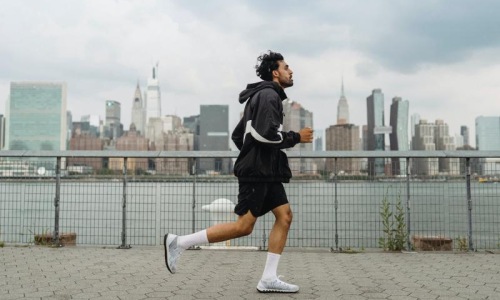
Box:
[2,247,500,299]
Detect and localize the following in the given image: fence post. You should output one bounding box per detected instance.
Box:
[191,158,197,233]
[332,157,339,252]
[53,157,62,247]
[189,158,200,250]
[406,157,411,251]
[118,157,131,249]
[465,157,474,251]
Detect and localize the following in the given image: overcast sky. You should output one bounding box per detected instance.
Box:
[1,0,499,148]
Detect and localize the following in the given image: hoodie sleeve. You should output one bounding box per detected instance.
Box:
[247,89,300,149]
[231,117,245,150]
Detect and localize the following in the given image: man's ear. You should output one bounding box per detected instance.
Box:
[272,69,279,78]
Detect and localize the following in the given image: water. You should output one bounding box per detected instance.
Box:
[0,180,499,249]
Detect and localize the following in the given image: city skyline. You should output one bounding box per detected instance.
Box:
[1,77,484,151]
[1,1,500,148]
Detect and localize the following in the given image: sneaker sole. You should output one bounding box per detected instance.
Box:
[257,288,299,293]
[164,234,175,274]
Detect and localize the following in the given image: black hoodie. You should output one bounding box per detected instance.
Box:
[231,81,301,182]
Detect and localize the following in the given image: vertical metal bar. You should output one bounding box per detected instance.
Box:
[406,157,411,251]
[189,157,201,250]
[118,157,130,249]
[192,157,197,234]
[260,216,267,251]
[465,157,474,251]
[53,157,61,247]
[333,157,339,252]
[155,182,161,246]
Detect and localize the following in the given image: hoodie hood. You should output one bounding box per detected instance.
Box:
[238,81,287,104]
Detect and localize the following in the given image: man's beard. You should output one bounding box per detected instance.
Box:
[281,79,294,88]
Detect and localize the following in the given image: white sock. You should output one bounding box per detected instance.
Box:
[261,252,281,281]
[177,230,209,249]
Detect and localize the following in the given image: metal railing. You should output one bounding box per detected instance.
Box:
[0,150,499,251]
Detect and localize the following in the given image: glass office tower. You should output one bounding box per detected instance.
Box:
[366,89,385,176]
[475,116,500,175]
[5,82,67,174]
[198,105,231,174]
[389,97,409,175]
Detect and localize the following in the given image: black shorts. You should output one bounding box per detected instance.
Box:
[234,182,289,217]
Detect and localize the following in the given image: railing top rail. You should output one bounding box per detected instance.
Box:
[1,150,500,158]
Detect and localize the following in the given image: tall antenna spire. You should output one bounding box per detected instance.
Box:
[337,76,349,125]
[341,76,345,98]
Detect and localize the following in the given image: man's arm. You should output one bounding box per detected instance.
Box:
[250,92,312,149]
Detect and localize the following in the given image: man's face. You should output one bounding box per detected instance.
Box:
[273,60,293,88]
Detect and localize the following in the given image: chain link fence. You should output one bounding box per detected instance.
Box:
[0,151,499,252]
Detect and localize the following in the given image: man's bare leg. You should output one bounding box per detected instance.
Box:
[257,203,299,293]
[268,203,293,254]
[206,210,257,243]
[165,210,257,274]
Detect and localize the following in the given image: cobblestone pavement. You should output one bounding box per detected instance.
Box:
[1,246,499,299]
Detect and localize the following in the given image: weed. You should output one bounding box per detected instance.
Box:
[29,228,52,246]
[379,197,394,251]
[456,236,468,252]
[379,187,408,251]
[342,246,363,254]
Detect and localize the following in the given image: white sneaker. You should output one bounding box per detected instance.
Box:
[257,276,299,293]
[164,233,183,274]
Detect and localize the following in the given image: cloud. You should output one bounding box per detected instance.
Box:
[0,0,499,148]
[350,1,500,72]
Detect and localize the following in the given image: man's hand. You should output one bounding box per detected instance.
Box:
[299,127,314,143]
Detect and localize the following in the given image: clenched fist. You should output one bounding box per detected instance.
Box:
[299,127,314,143]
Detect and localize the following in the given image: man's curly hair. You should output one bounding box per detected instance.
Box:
[255,51,284,81]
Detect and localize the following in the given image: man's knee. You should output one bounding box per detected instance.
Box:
[236,222,254,236]
[235,212,256,236]
[276,207,293,228]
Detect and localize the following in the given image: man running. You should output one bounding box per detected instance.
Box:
[164,50,313,293]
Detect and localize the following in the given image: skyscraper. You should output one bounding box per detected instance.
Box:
[366,89,386,176]
[325,124,360,175]
[0,114,5,150]
[282,100,314,151]
[336,79,349,125]
[105,100,122,140]
[475,116,500,150]
[435,119,459,175]
[412,119,438,175]
[144,64,161,136]
[460,125,470,147]
[5,82,67,173]
[6,82,67,152]
[314,129,323,151]
[131,82,145,135]
[198,105,231,174]
[183,115,200,150]
[389,97,409,175]
[455,134,464,148]
[282,100,315,175]
[410,113,420,149]
[313,129,325,171]
[410,114,420,138]
[475,116,500,175]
